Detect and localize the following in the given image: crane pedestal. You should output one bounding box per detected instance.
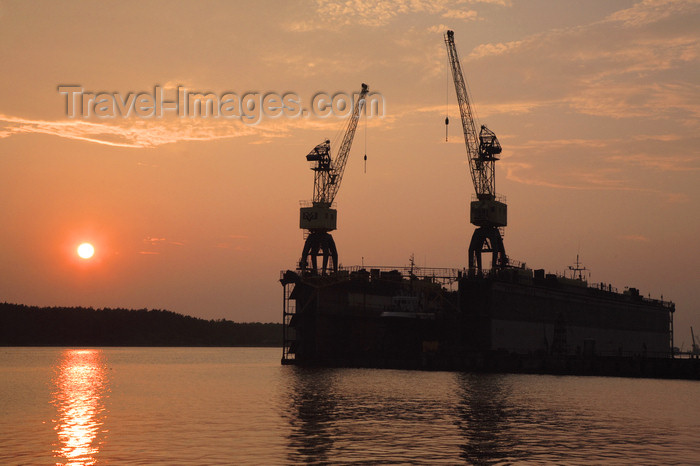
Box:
[468,199,507,273]
[300,231,338,275]
[468,227,507,274]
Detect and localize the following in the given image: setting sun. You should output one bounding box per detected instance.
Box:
[77,243,95,259]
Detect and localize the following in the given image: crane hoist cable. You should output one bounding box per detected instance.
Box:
[364,107,368,173]
[445,51,450,142]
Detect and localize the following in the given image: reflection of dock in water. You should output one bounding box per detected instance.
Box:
[456,374,520,463]
[285,368,337,464]
[283,368,690,463]
[284,368,470,462]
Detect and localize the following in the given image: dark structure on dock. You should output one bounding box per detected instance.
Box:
[279,30,698,380]
[280,266,699,379]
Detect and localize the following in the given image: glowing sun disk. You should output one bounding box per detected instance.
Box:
[77,243,95,259]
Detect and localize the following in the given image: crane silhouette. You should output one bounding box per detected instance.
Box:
[445,30,508,274]
[299,83,369,275]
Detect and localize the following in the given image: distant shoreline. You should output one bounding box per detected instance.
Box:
[0,302,282,347]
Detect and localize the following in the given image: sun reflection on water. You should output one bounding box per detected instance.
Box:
[52,349,109,466]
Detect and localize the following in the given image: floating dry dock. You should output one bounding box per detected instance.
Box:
[281,265,699,379]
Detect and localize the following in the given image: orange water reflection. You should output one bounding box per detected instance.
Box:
[52,349,109,466]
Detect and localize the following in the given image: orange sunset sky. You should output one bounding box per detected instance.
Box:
[1,1,699,343]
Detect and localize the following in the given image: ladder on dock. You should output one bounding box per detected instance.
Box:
[281,280,296,364]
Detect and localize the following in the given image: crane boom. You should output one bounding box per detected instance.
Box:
[326,83,368,205]
[308,84,368,207]
[444,30,507,273]
[445,31,481,197]
[445,30,498,200]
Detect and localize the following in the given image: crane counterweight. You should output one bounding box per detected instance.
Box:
[299,205,337,231]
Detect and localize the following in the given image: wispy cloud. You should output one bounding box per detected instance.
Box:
[404,99,553,119]
[604,0,700,28]
[456,2,700,129]
[213,234,251,251]
[0,114,261,148]
[468,39,527,59]
[503,162,630,191]
[140,237,185,256]
[619,234,651,242]
[286,0,505,31]
[610,153,700,171]
[427,24,451,34]
[0,111,384,148]
[508,138,611,151]
[441,9,478,20]
[504,159,690,203]
[660,192,690,203]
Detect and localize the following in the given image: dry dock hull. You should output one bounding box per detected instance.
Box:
[280,268,699,379]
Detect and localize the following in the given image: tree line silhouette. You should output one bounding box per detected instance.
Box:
[0,302,281,346]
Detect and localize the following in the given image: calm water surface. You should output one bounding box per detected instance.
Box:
[1,347,699,464]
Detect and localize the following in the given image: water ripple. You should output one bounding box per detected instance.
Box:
[2,348,699,464]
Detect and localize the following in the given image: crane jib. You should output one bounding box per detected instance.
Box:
[305,84,369,207]
[444,30,502,200]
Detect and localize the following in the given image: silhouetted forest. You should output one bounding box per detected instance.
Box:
[0,302,281,346]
